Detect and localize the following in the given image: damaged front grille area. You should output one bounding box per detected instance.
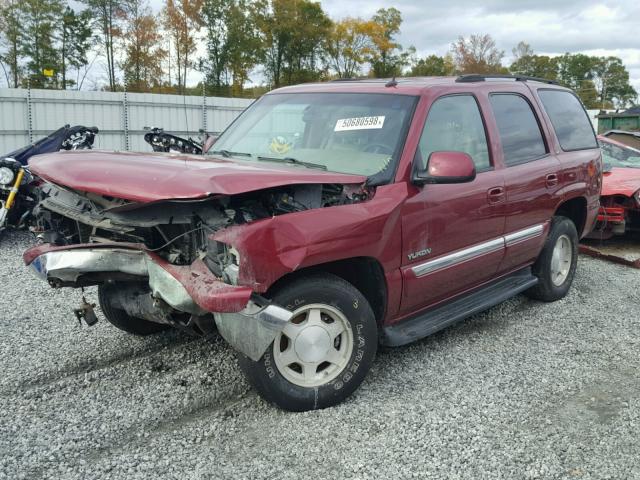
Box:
[35,183,221,265]
[34,181,372,278]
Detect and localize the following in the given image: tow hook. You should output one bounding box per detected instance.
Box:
[74,291,98,326]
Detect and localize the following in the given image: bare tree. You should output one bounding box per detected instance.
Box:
[451,34,505,74]
[121,0,166,92]
[512,41,533,62]
[82,0,124,91]
[163,0,203,94]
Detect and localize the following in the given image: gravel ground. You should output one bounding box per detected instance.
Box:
[1,230,639,480]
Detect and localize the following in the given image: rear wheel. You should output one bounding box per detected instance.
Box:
[98,284,170,335]
[526,216,578,302]
[238,273,378,411]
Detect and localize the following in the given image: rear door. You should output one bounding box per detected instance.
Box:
[399,93,506,315]
[486,88,561,273]
[535,89,602,237]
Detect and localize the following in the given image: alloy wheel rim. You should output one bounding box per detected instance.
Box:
[550,234,572,286]
[273,303,353,388]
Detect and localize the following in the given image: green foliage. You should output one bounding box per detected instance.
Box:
[509,55,558,81]
[61,6,93,89]
[324,17,376,79]
[200,0,229,88]
[368,7,409,77]
[0,0,22,87]
[409,54,455,77]
[258,0,332,87]
[163,0,203,94]
[201,0,263,95]
[556,53,595,90]
[19,0,65,88]
[121,0,166,92]
[509,48,637,108]
[592,56,637,108]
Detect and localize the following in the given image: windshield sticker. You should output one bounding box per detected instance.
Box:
[335,116,385,132]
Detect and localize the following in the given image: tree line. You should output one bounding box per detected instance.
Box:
[0,0,637,108]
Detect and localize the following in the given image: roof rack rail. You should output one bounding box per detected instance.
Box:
[329,77,372,82]
[455,74,559,85]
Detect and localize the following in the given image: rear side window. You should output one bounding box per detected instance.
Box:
[538,90,598,151]
[418,95,490,171]
[489,94,547,166]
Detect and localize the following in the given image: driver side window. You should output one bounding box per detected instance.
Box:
[418,95,491,172]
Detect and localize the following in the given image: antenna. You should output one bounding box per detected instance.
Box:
[385,76,398,88]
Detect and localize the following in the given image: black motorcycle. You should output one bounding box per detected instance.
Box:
[0,125,98,233]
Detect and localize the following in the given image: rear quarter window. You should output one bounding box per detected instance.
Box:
[537,90,598,151]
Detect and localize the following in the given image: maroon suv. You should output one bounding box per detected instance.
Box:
[24,75,602,411]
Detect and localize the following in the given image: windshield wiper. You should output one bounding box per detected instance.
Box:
[257,156,327,170]
[212,149,252,158]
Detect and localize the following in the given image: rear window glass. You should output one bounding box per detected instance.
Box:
[538,90,597,151]
[489,94,547,166]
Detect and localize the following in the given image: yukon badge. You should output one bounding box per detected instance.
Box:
[408,248,432,261]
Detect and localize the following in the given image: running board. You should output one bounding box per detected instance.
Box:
[381,268,538,347]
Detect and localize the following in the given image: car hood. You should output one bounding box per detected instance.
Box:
[28,150,367,202]
[602,167,640,197]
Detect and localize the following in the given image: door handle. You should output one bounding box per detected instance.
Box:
[546,173,559,187]
[487,186,505,204]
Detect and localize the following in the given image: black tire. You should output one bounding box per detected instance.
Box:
[98,285,170,335]
[238,273,378,412]
[525,216,578,302]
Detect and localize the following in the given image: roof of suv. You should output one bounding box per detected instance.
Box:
[269,75,569,96]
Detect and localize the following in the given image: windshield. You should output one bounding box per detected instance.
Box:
[600,139,640,171]
[211,92,417,177]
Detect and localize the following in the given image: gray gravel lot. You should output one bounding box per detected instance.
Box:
[1,230,639,480]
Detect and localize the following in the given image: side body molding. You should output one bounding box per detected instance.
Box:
[410,223,546,278]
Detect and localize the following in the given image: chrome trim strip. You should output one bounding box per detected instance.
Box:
[412,238,505,277]
[410,223,545,278]
[504,224,544,246]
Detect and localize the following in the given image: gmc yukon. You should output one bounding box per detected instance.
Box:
[24,75,602,411]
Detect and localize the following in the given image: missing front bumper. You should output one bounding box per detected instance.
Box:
[24,244,293,360]
[25,244,255,314]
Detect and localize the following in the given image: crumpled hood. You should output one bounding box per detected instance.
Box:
[29,150,366,203]
[602,167,640,197]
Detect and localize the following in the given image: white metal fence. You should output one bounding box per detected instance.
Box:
[0,88,253,154]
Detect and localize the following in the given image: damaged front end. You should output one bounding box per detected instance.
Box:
[25,179,370,360]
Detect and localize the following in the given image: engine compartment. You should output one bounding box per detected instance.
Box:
[34,181,372,284]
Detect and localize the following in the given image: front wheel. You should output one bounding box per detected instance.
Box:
[525,216,578,302]
[238,273,378,411]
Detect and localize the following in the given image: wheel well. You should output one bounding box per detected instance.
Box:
[267,257,388,324]
[555,197,587,236]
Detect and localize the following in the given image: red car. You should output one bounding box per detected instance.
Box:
[594,135,640,237]
[24,75,601,411]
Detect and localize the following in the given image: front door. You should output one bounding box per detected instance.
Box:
[400,94,506,315]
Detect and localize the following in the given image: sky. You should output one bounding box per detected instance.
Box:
[82,0,640,96]
[317,0,640,93]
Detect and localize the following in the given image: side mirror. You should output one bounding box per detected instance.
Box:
[412,151,477,185]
